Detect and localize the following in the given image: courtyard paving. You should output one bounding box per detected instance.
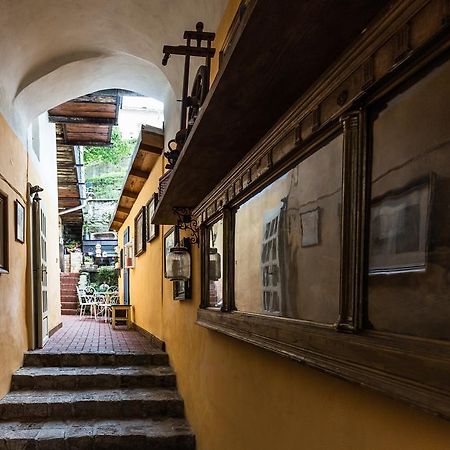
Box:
[38,315,156,354]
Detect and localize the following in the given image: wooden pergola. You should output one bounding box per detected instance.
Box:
[50,91,122,241]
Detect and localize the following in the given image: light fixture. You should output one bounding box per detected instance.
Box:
[209,248,221,281]
[166,245,191,281]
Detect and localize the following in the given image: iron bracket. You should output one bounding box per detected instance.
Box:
[173,207,199,246]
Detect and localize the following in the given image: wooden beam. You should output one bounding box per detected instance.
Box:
[63,140,112,147]
[140,143,163,154]
[117,206,131,214]
[48,116,117,125]
[129,168,150,179]
[122,190,139,199]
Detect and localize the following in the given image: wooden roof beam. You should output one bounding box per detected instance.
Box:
[48,116,117,125]
[122,190,139,199]
[129,168,150,179]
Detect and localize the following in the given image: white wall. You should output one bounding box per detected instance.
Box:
[27,113,62,332]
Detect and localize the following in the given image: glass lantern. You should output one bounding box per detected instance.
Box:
[166,246,191,281]
[209,247,221,281]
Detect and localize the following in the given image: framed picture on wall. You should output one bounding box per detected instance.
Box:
[15,200,25,244]
[300,207,320,247]
[134,207,146,257]
[146,193,159,242]
[369,176,432,275]
[0,191,8,273]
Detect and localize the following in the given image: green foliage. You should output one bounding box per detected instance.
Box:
[87,173,124,199]
[84,127,136,165]
[96,266,118,287]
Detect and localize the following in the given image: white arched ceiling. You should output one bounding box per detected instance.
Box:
[0,0,228,140]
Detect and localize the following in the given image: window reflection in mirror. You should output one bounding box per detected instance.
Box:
[234,134,343,323]
[367,58,450,341]
[208,218,224,307]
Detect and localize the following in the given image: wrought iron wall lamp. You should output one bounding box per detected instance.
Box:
[162,22,216,170]
[173,208,199,246]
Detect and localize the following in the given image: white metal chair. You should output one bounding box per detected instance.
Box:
[96,288,118,323]
[77,285,97,319]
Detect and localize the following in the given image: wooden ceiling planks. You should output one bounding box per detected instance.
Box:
[54,91,121,241]
[110,125,164,231]
[49,91,120,146]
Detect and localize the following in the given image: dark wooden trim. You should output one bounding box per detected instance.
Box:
[222,208,234,312]
[48,116,117,125]
[63,140,111,147]
[134,207,146,257]
[130,168,150,179]
[337,110,367,332]
[140,143,163,154]
[200,223,209,308]
[0,190,9,274]
[49,321,63,338]
[197,308,450,420]
[194,0,450,223]
[122,190,139,200]
[133,322,166,351]
[146,193,159,243]
[193,3,450,421]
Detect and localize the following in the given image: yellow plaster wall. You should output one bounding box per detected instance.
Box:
[117,1,450,448]
[117,155,165,340]
[0,112,62,399]
[0,114,29,398]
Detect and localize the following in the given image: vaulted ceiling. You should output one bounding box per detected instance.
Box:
[0,0,228,140]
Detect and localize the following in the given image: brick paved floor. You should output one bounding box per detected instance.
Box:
[38,316,156,353]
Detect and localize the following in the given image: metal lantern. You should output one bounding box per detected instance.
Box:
[166,246,191,281]
[209,247,221,281]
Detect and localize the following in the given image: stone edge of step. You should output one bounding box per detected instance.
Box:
[23,351,169,367]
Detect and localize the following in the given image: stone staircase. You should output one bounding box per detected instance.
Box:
[60,273,80,315]
[0,351,195,449]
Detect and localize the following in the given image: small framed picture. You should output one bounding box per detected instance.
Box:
[15,200,25,244]
[134,207,146,256]
[300,207,320,247]
[146,193,159,242]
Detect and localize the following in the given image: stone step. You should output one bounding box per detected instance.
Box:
[12,366,176,390]
[0,388,184,420]
[61,309,78,315]
[23,351,169,367]
[60,287,78,294]
[0,418,195,450]
[61,301,78,308]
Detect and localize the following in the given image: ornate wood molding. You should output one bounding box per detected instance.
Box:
[197,309,450,420]
[195,0,448,222]
[337,111,367,332]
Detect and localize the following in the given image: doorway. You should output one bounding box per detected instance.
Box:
[32,192,49,348]
[123,226,130,305]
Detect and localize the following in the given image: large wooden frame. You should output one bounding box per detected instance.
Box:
[0,190,9,274]
[195,0,450,421]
